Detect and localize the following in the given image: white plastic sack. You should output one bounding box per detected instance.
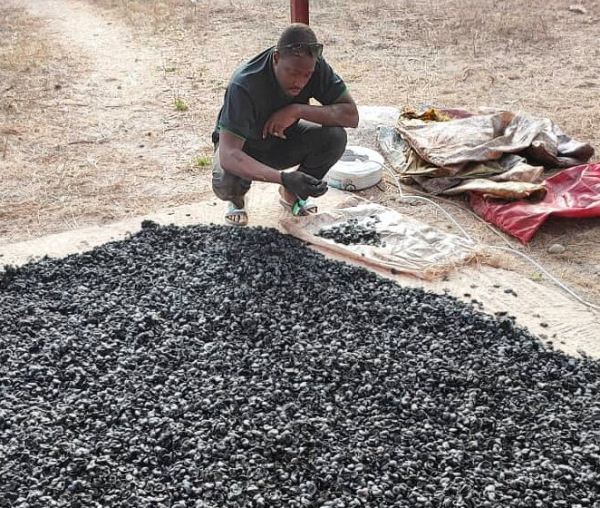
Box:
[281,201,477,280]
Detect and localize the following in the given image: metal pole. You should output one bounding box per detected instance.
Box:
[290,0,309,24]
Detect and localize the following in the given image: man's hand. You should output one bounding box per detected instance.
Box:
[281,171,328,201]
[262,105,299,139]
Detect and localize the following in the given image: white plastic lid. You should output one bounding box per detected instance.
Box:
[325,146,384,191]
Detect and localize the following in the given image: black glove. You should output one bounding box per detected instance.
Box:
[281,171,328,201]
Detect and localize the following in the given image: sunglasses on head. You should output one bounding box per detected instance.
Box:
[277,42,324,58]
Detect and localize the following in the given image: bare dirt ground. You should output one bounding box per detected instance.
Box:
[1,0,599,306]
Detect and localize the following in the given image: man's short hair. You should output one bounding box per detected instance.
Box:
[276,23,321,58]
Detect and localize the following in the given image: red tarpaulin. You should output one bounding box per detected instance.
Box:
[470,163,600,243]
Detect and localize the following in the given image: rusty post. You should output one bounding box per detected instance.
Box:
[290,0,309,24]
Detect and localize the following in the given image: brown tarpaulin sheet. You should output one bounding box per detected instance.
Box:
[379,107,594,198]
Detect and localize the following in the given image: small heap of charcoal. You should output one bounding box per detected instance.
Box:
[316,217,383,246]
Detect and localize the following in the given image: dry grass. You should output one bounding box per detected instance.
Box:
[93,0,600,150]
[1,8,74,236]
[0,3,214,242]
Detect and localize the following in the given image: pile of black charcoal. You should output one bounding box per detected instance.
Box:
[317,217,383,247]
[1,223,599,508]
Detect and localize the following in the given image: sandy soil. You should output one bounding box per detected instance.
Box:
[1,0,599,307]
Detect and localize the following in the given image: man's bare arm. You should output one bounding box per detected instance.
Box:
[262,92,359,139]
[295,91,359,128]
[218,130,283,183]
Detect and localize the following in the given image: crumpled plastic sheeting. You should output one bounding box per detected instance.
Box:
[281,202,477,279]
[444,179,547,200]
[378,125,548,197]
[470,163,600,243]
[378,108,594,198]
[396,109,594,171]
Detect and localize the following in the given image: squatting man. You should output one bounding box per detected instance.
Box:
[212,23,359,225]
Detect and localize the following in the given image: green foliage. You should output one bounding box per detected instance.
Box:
[193,154,212,168]
[174,97,188,111]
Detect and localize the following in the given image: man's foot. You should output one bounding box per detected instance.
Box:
[279,187,318,216]
[225,201,248,226]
